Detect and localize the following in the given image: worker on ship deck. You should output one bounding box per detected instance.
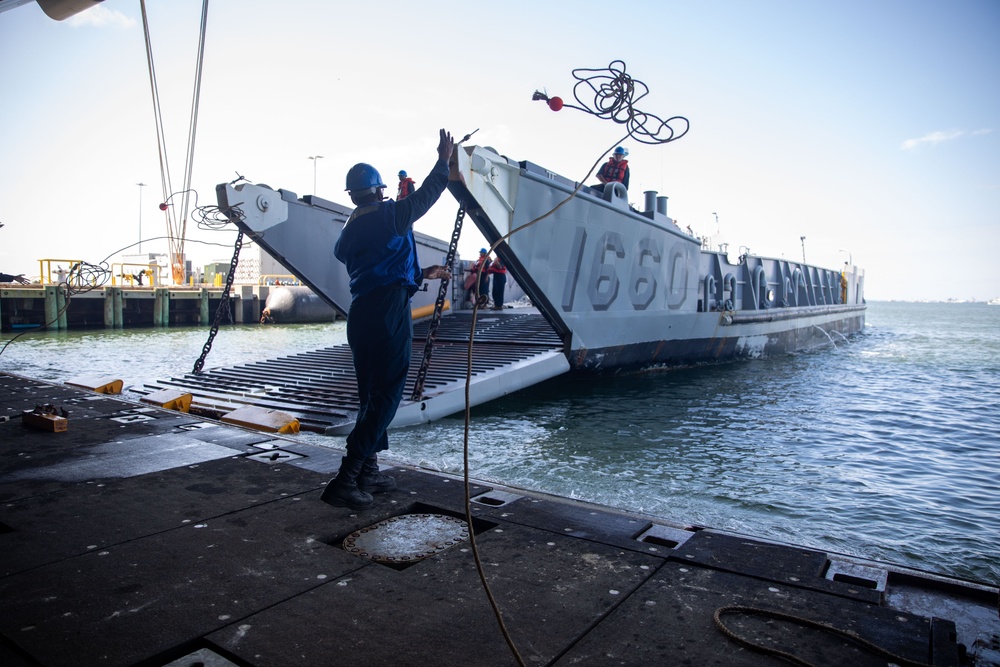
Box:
[840,262,849,304]
[594,145,630,193]
[320,129,454,511]
[488,254,507,310]
[466,248,491,308]
[396,170,416,200]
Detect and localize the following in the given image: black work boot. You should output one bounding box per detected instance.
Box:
[357,454,396,494]
[320,456,373,510]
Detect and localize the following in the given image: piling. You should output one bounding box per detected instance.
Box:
[43,286,60,330]
[199,288,210,325]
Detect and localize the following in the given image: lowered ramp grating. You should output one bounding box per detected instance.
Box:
[138,311,567,434]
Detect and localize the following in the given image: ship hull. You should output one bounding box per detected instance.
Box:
[447,146,866,372]
[568,305,864,372]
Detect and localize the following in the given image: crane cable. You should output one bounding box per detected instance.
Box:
[139,0,175,260]
[177,0,211,281]
[139,0,211,284]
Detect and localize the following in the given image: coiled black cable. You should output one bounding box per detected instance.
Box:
[534,59,689,145]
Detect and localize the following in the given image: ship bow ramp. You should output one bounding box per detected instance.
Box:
[139,184,571,432]
[215,182,448,318]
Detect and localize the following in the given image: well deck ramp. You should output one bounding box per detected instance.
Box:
[138,311,567,433]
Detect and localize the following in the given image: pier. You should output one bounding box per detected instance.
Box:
[0,283,303,331]
[2,371,998,666]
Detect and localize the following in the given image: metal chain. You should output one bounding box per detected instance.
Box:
[192,230,244,374]
[410,202,466,400]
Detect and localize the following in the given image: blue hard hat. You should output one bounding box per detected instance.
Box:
[479,248,488,254]
[398,170,407,177]
[345,163,385,192]
[614,146,628,156]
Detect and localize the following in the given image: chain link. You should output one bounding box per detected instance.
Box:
[410,203,466,400]
[192,230,243,374]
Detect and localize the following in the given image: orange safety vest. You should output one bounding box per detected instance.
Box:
[472,256,490,274]
[396,177,416,200]
[488,259,506,275]
[599,158,628,184]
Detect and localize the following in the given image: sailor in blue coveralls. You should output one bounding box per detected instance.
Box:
[320,129,455,510]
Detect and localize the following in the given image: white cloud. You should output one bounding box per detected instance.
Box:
[900,130,965,151]
[900,128,994,150]
[67,5,134,29]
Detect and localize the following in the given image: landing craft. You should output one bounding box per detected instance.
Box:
[197,146,866,431]
[218,144,865,375]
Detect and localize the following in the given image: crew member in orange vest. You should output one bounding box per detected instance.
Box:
[487,255,507,310]
[467,248,491,307]
[396,170,416,200]
[595,146,630,193]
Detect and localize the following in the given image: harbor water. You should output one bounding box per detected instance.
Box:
[2,301,998,585]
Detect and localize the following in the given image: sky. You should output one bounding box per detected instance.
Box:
[1,0,998,302]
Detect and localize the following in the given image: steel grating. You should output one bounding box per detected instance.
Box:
[138,312,565,433]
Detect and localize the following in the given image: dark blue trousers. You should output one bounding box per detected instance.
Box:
[344,285,412,461]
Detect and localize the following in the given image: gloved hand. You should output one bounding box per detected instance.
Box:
[422,265,451,281]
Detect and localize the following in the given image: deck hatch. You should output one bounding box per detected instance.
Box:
[636,524,696,550]
[342,514,469,566]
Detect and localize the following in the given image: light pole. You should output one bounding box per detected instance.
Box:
[308,155,324,195]
[839,248,852,265]
[800,236,807,263]
[137,182,146,253]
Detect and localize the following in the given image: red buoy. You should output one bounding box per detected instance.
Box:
[548,96,563,112]
[158,203,169,211]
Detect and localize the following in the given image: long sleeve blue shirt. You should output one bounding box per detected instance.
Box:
[335,159,449,299]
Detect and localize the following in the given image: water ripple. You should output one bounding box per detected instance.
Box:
[5,302,998,583]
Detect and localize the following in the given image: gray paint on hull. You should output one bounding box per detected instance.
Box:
[570,308,866,372]
[447,145,867,372]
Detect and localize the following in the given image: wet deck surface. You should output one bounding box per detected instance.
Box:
[2,372,996,667]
